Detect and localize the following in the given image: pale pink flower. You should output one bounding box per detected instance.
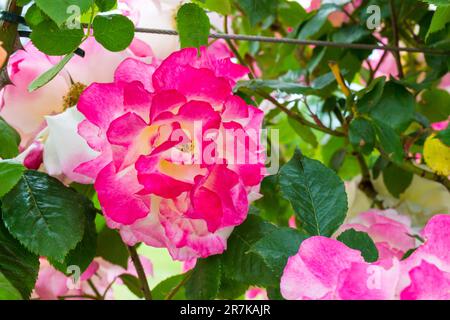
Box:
[245,287,268,300]
[338,209,416,260]
[74,47,265,260]
[33,257,152,300]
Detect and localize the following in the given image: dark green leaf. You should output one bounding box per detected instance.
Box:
[0,213,39,299]
[96,227,129,268]
[417,89,450,123]
[93,14,135,52]
[249,227,307,277]
[185,255,221,300]
[2,171,86,262]
[349,117,376,155]
[436,127,450,146]
[176,3,210,49]
[0,161,25,198]
[221,215,278,287]
[95,0,117,12]
[0,272,22,300]
[236,0,278,26]
[367,82,415,133]
[382,163,413,198]
[337,228,379,263]
[373,120,404,164]
[0,118,20,159]
[279,149,348,236]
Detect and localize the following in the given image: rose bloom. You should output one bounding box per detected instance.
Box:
[33,257,152,300]
[280,210,450,300]
[63,47,266,261]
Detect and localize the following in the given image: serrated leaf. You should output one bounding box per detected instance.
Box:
[0,117,20,159]
[185,255,221,300]
[382,163,413,198]
[349,117,376,155]
[176,3,210,49]
[373,120,404,164]
[337,228,379,263]
[367,82,415,133]
[49,201,97,274]
[0,214,39,300]
[28,53,75,92]
[31,21,84,56]
[152,274,187,300]
[221,215,278,287]
[236,0,278,26]
[0,161,25,198]
[249,227,307,277]
[1,171,86,262]
[35,0,92,26]
[119,274,144,299]
[96,227,129,268]
[279,149,348,237]
[93,14,135,52]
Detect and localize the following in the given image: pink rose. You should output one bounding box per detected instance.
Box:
[74,47,265,260]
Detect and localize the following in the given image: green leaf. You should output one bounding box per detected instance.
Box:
[119,274,144,299]
[1,171,87,262]
[35,0,92,26]
[287,117,318,148]
[194,0,231,15]
[417,89,450,123]
[249,227,307,277]
[382,163,413,198]
[278,0,307,28]
[176,3,210,49]
[279,149,348,237]
[349,117,376,155]
[185,255,221,300]
[372,120,404,164]
[236,0,278,26]
[96,227,129,268]
[337,229,379,263]
[28,53,75,92]
[0,118,20,159]
[24,4,47,28]
[298,4,337,40]
[436,127,450,147]
[0,161,25,198]
[217,277,248,300]
[367,82,415,133]
[221,215,278,287]
[0,272,22,300]
[356,77,386,114]
[49,200,97,274]
[30,21,84,56]
[427,6,450,39]
[236,79,319,95]
[95,0,117,12]
[0,213,39,300]
[152,274,186,300]
[93,14,135,52]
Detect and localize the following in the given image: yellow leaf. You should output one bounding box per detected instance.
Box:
[424,134,450,176]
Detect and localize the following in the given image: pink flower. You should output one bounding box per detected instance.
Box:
[280,236,400,300]
[33,257,153,300]
[339,209,416,260]
[399,215,450,300]
[245,287,268,300]
[75,47,265,260]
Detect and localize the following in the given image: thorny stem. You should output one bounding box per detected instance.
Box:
[127,245,152,300]
[389,0,404,78]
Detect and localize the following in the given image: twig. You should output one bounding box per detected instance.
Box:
[252,89,345,137]
[389,0,404,78]
[87,279,102,299]
[127,245,152,300]
[132,28,450,56]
